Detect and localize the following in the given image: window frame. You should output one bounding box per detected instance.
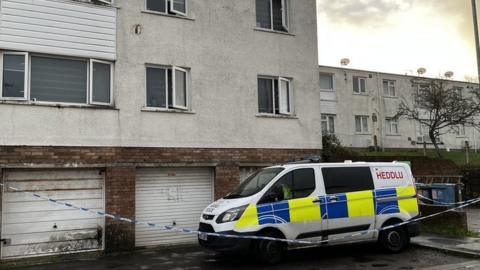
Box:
[355,115,369,133]
[321,114,335,134]
[383,79,396,97]
[145,64,190,111]
[89,59,114,106]
[385,118,399,135]
[0,51,29,101]
[145,0,188,17]
[319,73,334,91]
[256,0,290,32]
[172,66,189,110]
[278,77,291,115]
[257,75,293,116]
[353,76,367,94]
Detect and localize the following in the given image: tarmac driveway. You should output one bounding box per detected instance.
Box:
[6,244,471,270]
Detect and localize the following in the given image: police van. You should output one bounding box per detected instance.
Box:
[198,161,420,265]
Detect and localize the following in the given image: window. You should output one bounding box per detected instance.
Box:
[263,168,316,202]
[353,76,366,94]
[321,114,335,134]
[256,0,289,32]
[383,79,396,97]
[2,52,27,99]
[90,60,113,105]
[146,65,188,110]
[453,87,463,97]
[416,84,430,96]
[258,76,292,115]
[386,118,399,134]
[146,0,187,16]
[320,73,334,91]
[322,167,374,194]
[454,125,466,136]
[355,115,369,133]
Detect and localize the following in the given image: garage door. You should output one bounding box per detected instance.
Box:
[135,168,213,247]
[1,169,105,259]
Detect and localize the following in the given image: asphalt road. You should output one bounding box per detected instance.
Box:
[2,244,475,270]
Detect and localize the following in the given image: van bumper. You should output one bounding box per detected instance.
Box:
[197,223,252,253]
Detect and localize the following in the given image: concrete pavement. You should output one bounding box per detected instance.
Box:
[412,234,480,258]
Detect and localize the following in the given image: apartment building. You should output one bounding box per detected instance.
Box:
[318,65,479,150]
[0,0,321,259]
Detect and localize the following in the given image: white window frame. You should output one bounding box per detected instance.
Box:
[170,0,188,16]
[258,75,293,116]
[453,86,463,97]
[171,66,188,110]
[320,73,334,91]
[455,124,466,136]
[89,59,114,106]
[383,79,396,97]
[281,0,289,31]
[321,114,335,134]
[278,77,291,115]
[353,76,366,94]
[145,65,168,110]
[355,115,369,133]
[386,118,399,135]
[0,51,28,101]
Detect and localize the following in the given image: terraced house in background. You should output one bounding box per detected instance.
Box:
[318,65,480,151]
[0,0,321,260]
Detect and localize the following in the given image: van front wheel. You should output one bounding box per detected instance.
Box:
[378,225,409,253]
[254,231,286,265]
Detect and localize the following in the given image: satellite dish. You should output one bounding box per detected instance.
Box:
[340,58,350,66]
[445,71,454,78]
[417,67,427,75]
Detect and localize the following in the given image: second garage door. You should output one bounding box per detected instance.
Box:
[135,167,213,247]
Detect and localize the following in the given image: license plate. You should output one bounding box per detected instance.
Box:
[199,232,208,241]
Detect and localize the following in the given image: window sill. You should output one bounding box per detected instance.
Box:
[383,95,398,99]
[456,136,468,139]
[320,99,338,102]
[0,100,118,110]
[353,93,369,96]
[253,27,295,36]
[141,10,195,21]
[141,107,195,114]
[386,134,401,137]
[355,132,371,135]
[256,113,298,119]
[320,89,335,92]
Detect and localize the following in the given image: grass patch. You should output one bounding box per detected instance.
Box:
[421,224,480,238]
[354,149,480,167]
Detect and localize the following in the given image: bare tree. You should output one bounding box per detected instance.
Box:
[396,79,480,157]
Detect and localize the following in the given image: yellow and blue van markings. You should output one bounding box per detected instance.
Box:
[235,187,418,229]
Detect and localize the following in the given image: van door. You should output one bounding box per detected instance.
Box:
[257,168,325,242]
[321,166,376,244]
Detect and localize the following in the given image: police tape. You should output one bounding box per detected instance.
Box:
[1,182,480,246]
[417,194,473,206]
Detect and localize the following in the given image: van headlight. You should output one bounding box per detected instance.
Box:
[216,205,248,224]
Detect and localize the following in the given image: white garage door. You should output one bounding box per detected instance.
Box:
[135,168,213,247]
[1,169,105,259]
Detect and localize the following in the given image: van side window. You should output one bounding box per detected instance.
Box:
[260,168,316,203]
[322,167,374,194]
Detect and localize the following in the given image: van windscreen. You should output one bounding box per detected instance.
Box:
[322,167,374,194]
[224,168,284,199]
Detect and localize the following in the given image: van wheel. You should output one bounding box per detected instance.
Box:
[254,231,286,265]
[378,225,409,253]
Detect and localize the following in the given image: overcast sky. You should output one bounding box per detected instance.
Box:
[317,0,478,81]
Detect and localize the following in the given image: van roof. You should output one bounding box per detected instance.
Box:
[275,161,410,170]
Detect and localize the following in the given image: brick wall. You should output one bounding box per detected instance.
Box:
[105,167,136,252]
[215,165,240,199]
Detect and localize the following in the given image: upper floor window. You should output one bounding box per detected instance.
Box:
[146,0,187,16]
[453,86,463,97]
[353,76,366,94]
[383,79,396,97]
[1,52,113,106]
[146,65,189,110]
[320,73,334,91]
[385,118,399,135]
[416,84,430,96]
[256,0,289,32]
[258,76,292,115]
[321,114,335,134]
[355,115,369,133]
[454,124,466,136]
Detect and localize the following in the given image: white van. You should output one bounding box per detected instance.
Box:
[198,161,420,265]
